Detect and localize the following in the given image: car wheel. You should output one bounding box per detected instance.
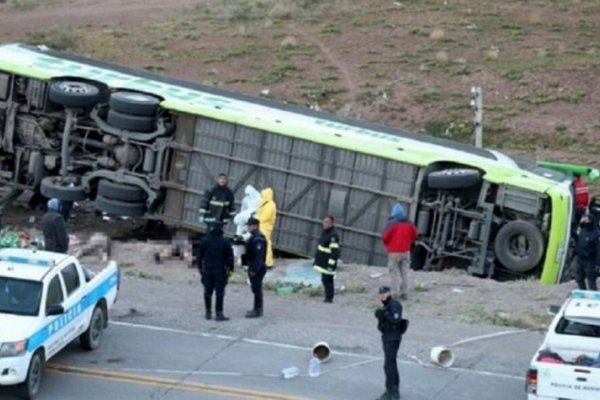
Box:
[494,220,545,273]
[109,91,160,116]
[427,168,481,190]
[48,80,101,108]
[80,306,105,351]
[17,351,43,399]
[97,179,145,202]
[40,176,88,202]
[95,195,146,217]
[106,109,155,133]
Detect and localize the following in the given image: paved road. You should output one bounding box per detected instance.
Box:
[1,322,526,400]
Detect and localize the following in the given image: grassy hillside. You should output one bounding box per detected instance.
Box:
[2,0,599,166]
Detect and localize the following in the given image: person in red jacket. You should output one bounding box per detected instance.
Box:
[382,203,418,300]
[574,173,590,224]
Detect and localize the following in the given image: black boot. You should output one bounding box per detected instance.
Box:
[204,295,212,320]
[215,313,229,321]
[215,296,228,320]
[375,391,391,400]
[389,387,400,400]
[246,294,262,318]
[245,309,261,318]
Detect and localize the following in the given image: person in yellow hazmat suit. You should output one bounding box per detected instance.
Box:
[256,187,277,268]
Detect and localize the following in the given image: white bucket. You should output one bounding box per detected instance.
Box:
[312,342,331,363]
[430,346,455,368]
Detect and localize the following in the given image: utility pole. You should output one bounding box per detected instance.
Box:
[470,86,483,148]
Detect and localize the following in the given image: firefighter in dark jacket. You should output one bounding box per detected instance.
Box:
[374,285,403,400]
[197,221,234,321]
[245,217,267,318]
[313,215,341,303]
[575,214,600,291]
[41,198,69,254]
[198,174,236,225]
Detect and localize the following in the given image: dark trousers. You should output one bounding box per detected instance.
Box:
[383,339,401,394]
[203,270,226,313]
[321,273,334,301]
[250,268,266,310]
[575,258,598,291]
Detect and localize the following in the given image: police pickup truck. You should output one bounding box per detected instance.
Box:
[527,290,600,400]
[0,248,119,399]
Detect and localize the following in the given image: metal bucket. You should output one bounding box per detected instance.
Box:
[312,342,331,363]
[430,346,455,368]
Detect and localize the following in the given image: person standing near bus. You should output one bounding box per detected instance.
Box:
[198,173,236,225]
[42,198,69,254]
[313,215,341,303]
[197,221,234,321]
[256,187,277,269]
[245,217,267,318]
[574,214,600,291]
[574,173,590,225]
[382,204,418,300]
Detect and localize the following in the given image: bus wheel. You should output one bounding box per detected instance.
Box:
[107,109,155,132]
[49,80,101,108]
[41,176,88,202]
[95,195,146,217]
[97,179,145,203]
[494,220,544,273]
[427,168,481,190]
[109,91,160,116]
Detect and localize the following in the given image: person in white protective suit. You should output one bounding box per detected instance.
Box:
[232,185,261,267]
[233,185,261,237]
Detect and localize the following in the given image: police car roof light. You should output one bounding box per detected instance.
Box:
[0,255,54,267]
[570,290,600,301]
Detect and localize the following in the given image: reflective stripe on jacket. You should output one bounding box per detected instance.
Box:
[199,185,236,223]
[313,227,341,275]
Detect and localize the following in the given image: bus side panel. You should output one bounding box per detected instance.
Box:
[174,115,418,266]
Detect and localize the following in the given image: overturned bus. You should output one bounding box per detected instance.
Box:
[0,43,575,283]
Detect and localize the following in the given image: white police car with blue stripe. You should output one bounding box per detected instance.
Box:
[0,248,119,399]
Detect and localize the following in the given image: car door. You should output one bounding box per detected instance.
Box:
[41,273,66,358]
[58,263,87,344]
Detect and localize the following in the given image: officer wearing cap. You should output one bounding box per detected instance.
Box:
[374,285,404,400]
[244,216,267,318]
[197,220,234,321]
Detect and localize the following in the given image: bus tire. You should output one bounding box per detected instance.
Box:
[49,80,101,108]
[107,109,155,133]
[80,306,105,351]
[427,168,481,190]
[95,195,146,217]
[97,179,145,202]
[17,350,43,399]
[494,220,544,273]
[109,91,160,116]
[41,176,88,202]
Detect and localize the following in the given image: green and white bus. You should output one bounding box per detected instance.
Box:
[0,43,574,283]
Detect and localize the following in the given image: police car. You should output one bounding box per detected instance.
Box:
[0,248,119,399]
[527,290,600,400]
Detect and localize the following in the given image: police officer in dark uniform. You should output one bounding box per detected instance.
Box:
[198,173,236,225]
[374,285,404,400]
[574,214,600,291]
[42,198,69,254]
[244,217,267,318]
[197,221,234,321]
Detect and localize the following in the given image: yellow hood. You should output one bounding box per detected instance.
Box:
[260,188,274,203]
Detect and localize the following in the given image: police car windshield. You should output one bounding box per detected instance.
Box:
[0,277,42,316]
